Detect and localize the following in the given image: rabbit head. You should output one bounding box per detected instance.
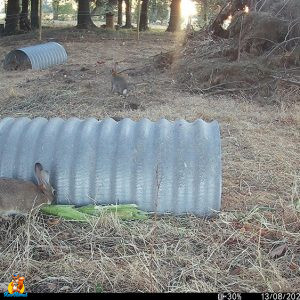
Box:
[0,162,55,216]
[34,162,55,204]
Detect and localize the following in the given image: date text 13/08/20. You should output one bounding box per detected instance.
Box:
[262,293,300,300]
[217,293,300,300]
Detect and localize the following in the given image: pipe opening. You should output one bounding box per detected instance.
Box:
[3,50,32,71]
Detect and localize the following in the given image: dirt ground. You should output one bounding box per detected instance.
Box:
[0,28,299,293]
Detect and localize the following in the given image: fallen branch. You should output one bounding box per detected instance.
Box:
[266,37,300,58]
[271,75,300,87]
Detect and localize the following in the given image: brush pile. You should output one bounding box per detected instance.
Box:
[175,0,300,98]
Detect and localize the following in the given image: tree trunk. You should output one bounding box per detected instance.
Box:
[124,0,132,28]
[77,0,96,29]
[20,0,31,31]
[5,0,19,35]
[31,0,39,29]
[166,0,181,32]
[106,12,114,29]
[139,0,149,31]
[202,0,208,25]
[52,0,59,21]
[117,0,123,26]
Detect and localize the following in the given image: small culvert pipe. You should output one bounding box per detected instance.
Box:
[3,42,67,71]
[0,117,222,216]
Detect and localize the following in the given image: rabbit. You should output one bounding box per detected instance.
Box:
[0,162,55,216]
[111,62,129,96]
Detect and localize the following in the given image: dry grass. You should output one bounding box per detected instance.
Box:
[0,204,299,292]
[0,28,299,293]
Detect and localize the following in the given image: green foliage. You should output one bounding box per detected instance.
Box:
[95,283,103,293]
[90,0,118,20]
[59,2,76,15]
[150,0,169,23]
[50,0,76,20]
[133,0,170,24]
[41,204,149,221]
[42,1,53,14]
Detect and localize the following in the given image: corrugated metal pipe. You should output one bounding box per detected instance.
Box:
[0,117,222,216]
[3,42,67,71]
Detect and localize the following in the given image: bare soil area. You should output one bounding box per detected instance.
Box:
[0,28,299,292]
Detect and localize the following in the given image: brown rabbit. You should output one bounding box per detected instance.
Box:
[0,162,55,216]
[111,62,128,96]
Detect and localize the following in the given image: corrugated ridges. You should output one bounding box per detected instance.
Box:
[0,117,221,216]
[17,42,67,70]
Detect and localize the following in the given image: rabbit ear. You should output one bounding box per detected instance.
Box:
[40,170,50,185]
[113,62,119,72]
[35,162,50,192]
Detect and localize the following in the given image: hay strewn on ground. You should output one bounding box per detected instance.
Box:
[0,27,299,292]
[0,204,299,292]
[174,0,300,99]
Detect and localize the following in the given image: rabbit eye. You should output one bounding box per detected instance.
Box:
[52,189,56,196]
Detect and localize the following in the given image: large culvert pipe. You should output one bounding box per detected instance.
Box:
[3,42,67,71]
[0,117,222,216]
